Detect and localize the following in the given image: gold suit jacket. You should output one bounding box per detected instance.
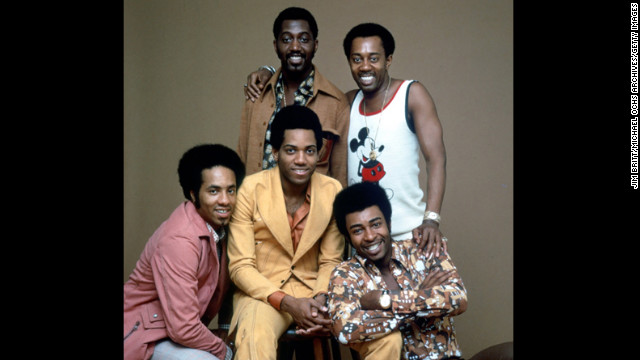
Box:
[227,167,344,331]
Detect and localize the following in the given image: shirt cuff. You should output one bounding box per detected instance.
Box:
[268,291,287,311]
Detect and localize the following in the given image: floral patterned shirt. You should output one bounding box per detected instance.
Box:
[327,238,468,360]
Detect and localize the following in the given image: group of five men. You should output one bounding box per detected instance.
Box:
[124,7,467,360]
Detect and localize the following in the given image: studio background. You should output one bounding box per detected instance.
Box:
[124,0,513,357]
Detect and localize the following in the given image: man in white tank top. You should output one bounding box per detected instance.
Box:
[342,23,448,259]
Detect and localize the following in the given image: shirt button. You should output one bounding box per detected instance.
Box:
[153,314,158,318]
[291,266,295,270]
[281,280,285,284]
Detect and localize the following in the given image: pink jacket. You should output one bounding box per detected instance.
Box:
[123,201,231,360]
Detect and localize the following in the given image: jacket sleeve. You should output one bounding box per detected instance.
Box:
[313,214,345,296]
[236,99,252,165]
[227,184,283,303]
[327,266,401,345]
[151,234,228,359]
[328,99,350,188]
[390,254,467,318]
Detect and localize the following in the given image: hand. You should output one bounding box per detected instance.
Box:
[245,68,274,102]
[294,293,332,336]
[210,328,229,344]
[281,295,332,331]
[419,268,454,290]
[412,220,447,258]
[359,289,384,310]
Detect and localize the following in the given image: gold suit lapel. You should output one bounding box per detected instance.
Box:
[256,168,294,257]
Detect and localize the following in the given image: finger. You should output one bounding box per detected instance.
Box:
[442,236,449,254]
[314,317,333,326]
[412,228,421,244]
[247,86,260,102]
[425,235,435,259]
[310,298,328,313]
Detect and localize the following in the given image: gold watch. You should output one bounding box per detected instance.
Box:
[379,289,391,309]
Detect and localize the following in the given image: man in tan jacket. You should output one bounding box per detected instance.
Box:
[237,7,349,187]
[227,106,345,360]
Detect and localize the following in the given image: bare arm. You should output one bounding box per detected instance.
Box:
[408,81,447,257]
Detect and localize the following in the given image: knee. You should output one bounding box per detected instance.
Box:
[232,306,290,360]
[353,331,403,360]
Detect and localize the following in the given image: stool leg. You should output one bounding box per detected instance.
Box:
[312,337,326,360]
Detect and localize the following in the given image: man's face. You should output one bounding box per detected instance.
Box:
[191,166,237,230]
[274,128,318,188]
[274,19,318,75]
[348,36,392,94]
[345,205,392,264]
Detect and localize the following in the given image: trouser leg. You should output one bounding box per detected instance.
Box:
[232,298,292,360]
[350,331,403,360]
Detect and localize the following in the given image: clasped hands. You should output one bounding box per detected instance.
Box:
[281,294,332,336]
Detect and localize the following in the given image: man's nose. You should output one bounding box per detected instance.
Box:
[218,191,230,204]
[363,227,376,241]
[291,38,301,51]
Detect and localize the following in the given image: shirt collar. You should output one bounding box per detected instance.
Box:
[205,223,225,243]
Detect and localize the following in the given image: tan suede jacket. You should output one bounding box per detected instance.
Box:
[237,66,349,187]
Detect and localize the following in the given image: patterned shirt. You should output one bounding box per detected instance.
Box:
[262,69,315,169]
[327,238,468,360]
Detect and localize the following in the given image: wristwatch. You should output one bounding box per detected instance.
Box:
[423,211,441,224]
[379,289,391,309]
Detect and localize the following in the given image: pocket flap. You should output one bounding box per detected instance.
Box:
[142,301,166,329]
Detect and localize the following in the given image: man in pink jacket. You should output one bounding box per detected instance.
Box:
[124,144,245,360]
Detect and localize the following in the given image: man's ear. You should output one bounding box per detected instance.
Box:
[385,54,393,69]
[189,190,197,203]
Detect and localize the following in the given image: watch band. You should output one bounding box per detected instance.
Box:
[423,211,441,224]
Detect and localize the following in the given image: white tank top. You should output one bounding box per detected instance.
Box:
[347,80,425,240]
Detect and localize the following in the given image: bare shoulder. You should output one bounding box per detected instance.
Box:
[408,81,435,103]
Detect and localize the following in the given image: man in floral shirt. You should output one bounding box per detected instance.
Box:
[327,182,468,360]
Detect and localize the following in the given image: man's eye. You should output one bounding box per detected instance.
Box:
[306,148,316,154]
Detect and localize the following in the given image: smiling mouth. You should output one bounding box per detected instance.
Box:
[215,209,231,216]
[359,73,375,85]
[287,53,304,64]
[363,241,382,252]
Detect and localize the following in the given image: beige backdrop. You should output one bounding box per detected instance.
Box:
[124,0,513,357]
